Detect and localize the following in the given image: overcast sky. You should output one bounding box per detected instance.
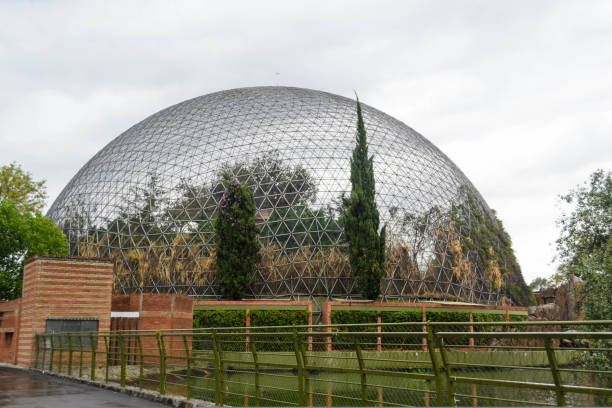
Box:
[1,1,610,283]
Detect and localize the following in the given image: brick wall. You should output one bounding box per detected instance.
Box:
[0,298,21,364]
[111,293,193,363]
[111,293,193,330]
[16,256,113,366]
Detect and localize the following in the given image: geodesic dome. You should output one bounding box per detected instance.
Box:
[48,86,509,304]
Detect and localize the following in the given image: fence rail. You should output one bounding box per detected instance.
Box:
[34,320,612,407]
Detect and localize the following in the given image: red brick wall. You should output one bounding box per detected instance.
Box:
[111,293,193,363]
[0,298,21,364]
[111,293,193,330]
[16,256,113,366]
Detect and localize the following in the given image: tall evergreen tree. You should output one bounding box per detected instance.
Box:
[215,175,261,299]
[342,99,386,300]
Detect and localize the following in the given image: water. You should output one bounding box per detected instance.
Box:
[150,367,608,407]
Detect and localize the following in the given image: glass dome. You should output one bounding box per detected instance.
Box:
[48,86,513,304]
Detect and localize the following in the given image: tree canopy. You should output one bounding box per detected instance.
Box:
[0,163,47,213]
[0,199,69,299]
[215,175,261,299]
[555,169,611,320]
[342,100,386,300]
[528,277,550,292]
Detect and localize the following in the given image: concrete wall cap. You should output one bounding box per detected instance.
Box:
[24,255,112,266]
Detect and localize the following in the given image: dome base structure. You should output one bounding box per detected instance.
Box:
[48,87,532,306]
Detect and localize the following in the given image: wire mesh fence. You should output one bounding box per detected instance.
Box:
[34,320,612,406]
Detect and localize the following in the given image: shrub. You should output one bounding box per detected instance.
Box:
[381,310,424,348]
[193,309,246,351]
[331,310,378,349]
[250,310,310,351]
[427,311,471,345]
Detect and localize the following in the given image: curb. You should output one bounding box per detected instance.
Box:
[1,363,218,407]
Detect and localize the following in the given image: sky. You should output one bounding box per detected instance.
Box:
[1,1,611,283]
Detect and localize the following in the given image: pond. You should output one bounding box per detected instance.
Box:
[140,366,609,407]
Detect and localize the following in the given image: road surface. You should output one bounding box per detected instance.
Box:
[0,366,167,407]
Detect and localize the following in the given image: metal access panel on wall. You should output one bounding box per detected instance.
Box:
[45,317,99,334]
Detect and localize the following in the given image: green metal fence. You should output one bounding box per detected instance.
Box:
[34,320,612,406]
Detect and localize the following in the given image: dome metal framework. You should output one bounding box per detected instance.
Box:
[48,86,503,304]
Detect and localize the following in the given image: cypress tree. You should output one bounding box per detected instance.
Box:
[215,175,261,300]
[342,99,386,300]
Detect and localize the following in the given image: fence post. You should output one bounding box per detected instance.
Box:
[41,335,47,370]
[67,334,73,376]
[211,329,224,406]
[299,334,312,406]
[89,333,97,381]
[183,334,191,400]
[49,335,55,371]
[103,335,110,383]
[137,336,144,390]
[437,337,455,407]
[33,334,40,369]
[426,328,444,406]
[293,330,306,406]
[58,334,64,374]
[119,332,127,387]
[156,331,167,395]
[250,337,261,406]
[78,335,84,378]
[544,338,566,406]
[353,337,368,405]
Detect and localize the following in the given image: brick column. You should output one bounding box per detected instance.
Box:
[322,301,332,352]
[16,256,113,367]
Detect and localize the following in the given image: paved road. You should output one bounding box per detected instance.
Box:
[0,367,167,407]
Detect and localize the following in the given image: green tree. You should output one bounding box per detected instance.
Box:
[0,163,47,213]
[528,277,550,291]
[219,152,317,209]
[342,100,386,300]
[215,175,261,299]
[261,204,342,250]
[0,199,69,299]
[555,169,611,320]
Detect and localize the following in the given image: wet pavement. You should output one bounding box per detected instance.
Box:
[0,366,167,407]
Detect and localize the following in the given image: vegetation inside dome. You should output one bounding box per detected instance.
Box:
[66,152,531,306]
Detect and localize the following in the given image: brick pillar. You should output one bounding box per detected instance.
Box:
[469,313,474,347]
[307,303,313,352]
[376,311,382,352]
[422,305,427,351]
[322,302,332,352]
[16,256,113,367]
